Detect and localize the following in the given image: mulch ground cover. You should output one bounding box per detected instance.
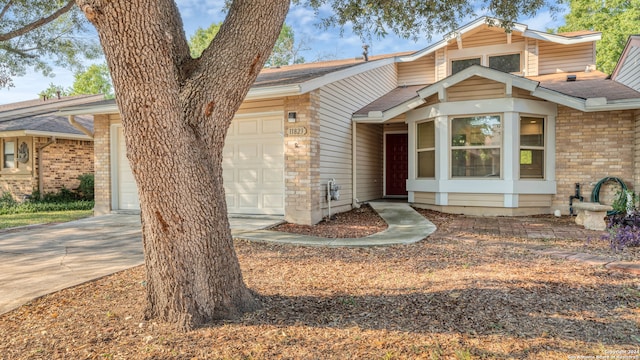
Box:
[1,207,639,359]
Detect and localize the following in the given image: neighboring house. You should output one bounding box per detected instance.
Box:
[60,17,640,224]
[0,95,102,199]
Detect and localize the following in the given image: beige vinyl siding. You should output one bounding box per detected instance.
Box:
[525,39,539,76]
[447,76,505,102]
[384,122,408,132]
[616,47,640,91]
[448,193,504,207]
[355,123,383,201]
[413,192,436,204]
[519,194,552,207]
[397,55,435,86]
[512,87,538,100]
[446,28,523,50]
[435,49,447,81]
[236,98,284,115]
[538,41,595,74]
[318,63,397,211]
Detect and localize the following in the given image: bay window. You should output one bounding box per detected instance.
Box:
[451,115,501,178]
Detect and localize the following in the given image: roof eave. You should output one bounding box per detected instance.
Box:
[24,130,93,141]
[524,29,602,44]
[245,84,301,101]
[532,87,640,112]
[59,103,119,116]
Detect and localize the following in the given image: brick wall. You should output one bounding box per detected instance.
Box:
[554,106,635,212]
[283,93,322,225]
[635,110,640,192]
[38,138,94,194]
[93,114,112,215]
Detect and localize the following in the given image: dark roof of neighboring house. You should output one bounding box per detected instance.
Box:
[354,85,425,115]
[530,71,640,101]
[0,113,93,134]
[0,94,103,137]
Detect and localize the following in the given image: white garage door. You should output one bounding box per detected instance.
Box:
[113,113,284,215]
[223,113,284,215]
[115,126,140,210]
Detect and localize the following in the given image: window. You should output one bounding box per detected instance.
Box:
[489,53,521,73]
[451,57,481,74]
[451,115,501,178]
[3,140,15,169]
[417,120,435,178]
[520,117,545,178]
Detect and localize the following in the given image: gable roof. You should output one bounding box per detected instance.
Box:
[611,35,640,92]
[0,95,103,140]
[397,17,601,63]
[354,65,640,122]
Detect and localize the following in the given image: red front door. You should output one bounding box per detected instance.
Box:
[385,133,408,196]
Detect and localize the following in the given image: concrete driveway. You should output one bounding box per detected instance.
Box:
[0,213,282,315]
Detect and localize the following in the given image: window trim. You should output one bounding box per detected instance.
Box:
[450,51,523,75]
[416,119,436,179]
[450,56,482,75]
[488,52,523,74]
[519,115,546,179]
[2,139,16,170]
[449,114,503,179]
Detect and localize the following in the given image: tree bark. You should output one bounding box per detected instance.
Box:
[76,0,290,330]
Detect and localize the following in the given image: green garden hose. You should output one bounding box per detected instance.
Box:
[590,177,627,215]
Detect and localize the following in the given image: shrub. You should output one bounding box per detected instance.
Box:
[603,213,640,250]
[0,200,94,215]
[77,173,95,201]
[0,192,17,208]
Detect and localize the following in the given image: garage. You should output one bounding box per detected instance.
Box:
[223,112,285,215]
[111,112,284,215]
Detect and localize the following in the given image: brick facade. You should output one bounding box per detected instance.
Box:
[38,139,94,194]
[93,115,112,215]
[283,93,322,225]
[0,136,93,200]
[554,106,636,213]
[635,110,640,192]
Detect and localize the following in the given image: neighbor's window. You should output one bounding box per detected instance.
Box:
[3,140,15,169]
[489,53,521,73]
[520,117,545,179]
[417,120,435,178]
[451,57,481,75]
[451,115,501,178]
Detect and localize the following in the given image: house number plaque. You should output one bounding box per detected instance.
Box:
[287,127,307,136]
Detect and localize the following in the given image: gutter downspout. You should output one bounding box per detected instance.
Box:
[37,137,56,200]
[68,115,94,139]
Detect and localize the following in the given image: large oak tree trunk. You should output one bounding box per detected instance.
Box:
[76,0,290,330]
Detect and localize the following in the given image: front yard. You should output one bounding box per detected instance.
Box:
[0,209,638,359]
[0,210,93,230]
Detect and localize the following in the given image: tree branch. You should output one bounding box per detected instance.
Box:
[0,0,15,21]
[0,0,75,41]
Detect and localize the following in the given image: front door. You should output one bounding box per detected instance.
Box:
[385,133,408,196]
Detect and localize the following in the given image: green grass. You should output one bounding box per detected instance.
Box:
[0,210,93,230]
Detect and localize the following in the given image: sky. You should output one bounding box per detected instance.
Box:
[0,2,568,105]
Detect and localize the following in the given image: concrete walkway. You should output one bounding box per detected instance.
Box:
[233,202,437,247]
[0,214,143,315]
